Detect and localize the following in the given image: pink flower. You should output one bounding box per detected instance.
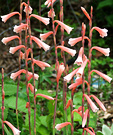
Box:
[65,99,72,109]
[35,94,54,100]
[27,58,50,70]
[68,77,82,89]
[56,46,76,57]
[31,36,50,51]
[55,122,72,131]
[28,83,37,93]
[40,31,53,41]
[83,94,99,112]
[10,69,25,80]
[9,45,25,54]
[1,36,20,45]
[90,46,110,56]
[48,9,55,18]
[74,47,84,65]
[29,14,50,25]
[23,5,32,14]
[90,70,112,83]
[76,58,88,77]
[13,23,28,33]
[68,36,90,46]
[82,109,89,127]
[91,27,108,38]
[81,7,91,20]
[45,0,56,7]
[3,121,21,135]
[72,109,82,117]
[54,20,73,34]
[90,95,106,111]
[83,128,95,135]
[27,72,39,81]
[57,63,65,83]
[64,68,79,83]
[1,12,21,23]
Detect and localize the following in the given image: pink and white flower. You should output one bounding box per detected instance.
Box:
[40,31,53,41]
[28,83,37,93]
[13,24,28,33]
[9,45,25,54]
[55,122,72,131]
[35,94,54,100]
[81,7,91,20]
[57,63,65,83]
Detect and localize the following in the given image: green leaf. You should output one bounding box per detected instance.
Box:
[5,96,28,113]
[39,116,47,127]
[37,125,50,135]
[102,124,112,135]
[97,0,113,9]
[97,131,104,135]
[111,124,113,133]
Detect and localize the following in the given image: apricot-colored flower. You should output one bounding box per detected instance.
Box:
[56,63,65,83]
[91,27,108,38]
[1,12,21,23]
[90,70,112,83]
[74,47,84,65]
[3,121,21,135]
[48,9,55,18]
[72,109,82,117]
[1,36,20,45]
[81,7,91,20]
[76,58,88,77]
[65,99,72,109]
[13,24,28,33]
[29,14,50,25]
[90,95,106,111]
[40,31,53,41]
[54,20,73,34]
[82,109,89,127]
[9,45,25,54]
[84,128,95,135]
[55,122,72,131]
[64,68,79,83]
[31,36,50,51]
[83,94,99,112]
[56,46,76,57]
[35,94,54,100]
[90,46,110,56]
[28,83,37,93]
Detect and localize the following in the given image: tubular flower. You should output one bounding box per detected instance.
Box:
[81,7,91,20]
[48,9,55,18]
[90,95,106,111]
[68,77,82,89]
[64,68,79,83]
[90,46,110,56]
[68,36,90,46]
[55,122,72,131]
[23,5,32,14]
[72,109,82,117]
[1,36,20,45]
[65,99,72,109]
[1,12,21,23]
[82,109,89,127]
[56,63,65,83]
[40,31,53,41]
[83,128,95,135]
[83,94,99,112]
[31,36,50,51]
[27,58,50,70]
[90,70,112,83]
[56,46,76,57]
[76,58,88,77]
[74,47,84,65]
[9,45,25,54]
[27,72,39,80]
[45,0,56,7]
[13,23,28,33]
[3,121,21,135]
[54,20,73,34]
[35,94,54,100]
[29,14,50,25]
[28,83,37,93]
[91,27,108,38]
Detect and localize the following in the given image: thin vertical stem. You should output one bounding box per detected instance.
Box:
[16,0,22,129]
[27,0,36,134]
[2,68,4,135]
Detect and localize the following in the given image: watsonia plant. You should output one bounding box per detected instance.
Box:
[1,0,54,135]
[55,6,112,135]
